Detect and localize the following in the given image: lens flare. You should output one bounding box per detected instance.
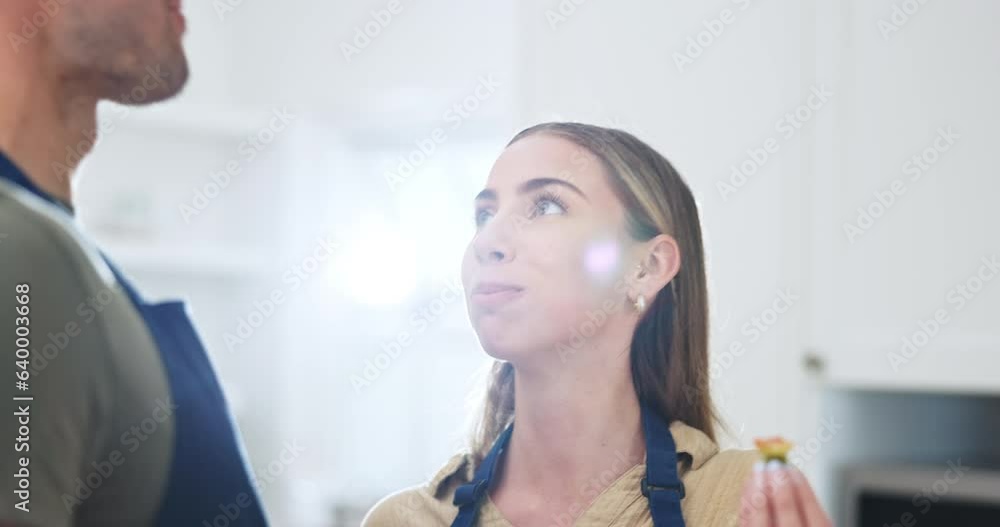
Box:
[583,238,620,283]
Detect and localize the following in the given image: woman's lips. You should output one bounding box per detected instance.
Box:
[470,286,525,308]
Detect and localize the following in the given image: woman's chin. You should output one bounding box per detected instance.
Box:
[477,336,517,361]
[475,326,526,361]
[477,333,559,366]
[472,312,560,362]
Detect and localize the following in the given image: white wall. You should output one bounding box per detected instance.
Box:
[513,0,815,449]
[73,1,1000,525]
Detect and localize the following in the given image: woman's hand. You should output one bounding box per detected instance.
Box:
[739,462,833,527]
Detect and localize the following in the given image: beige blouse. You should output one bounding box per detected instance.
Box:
[363,421,758,526]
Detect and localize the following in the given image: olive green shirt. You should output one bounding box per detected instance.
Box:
[0,177,174,526]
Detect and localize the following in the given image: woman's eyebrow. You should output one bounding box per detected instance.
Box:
[473,177,589,202]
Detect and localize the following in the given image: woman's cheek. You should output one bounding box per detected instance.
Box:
[527,229,616,314]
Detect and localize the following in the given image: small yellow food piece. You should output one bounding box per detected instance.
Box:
[754,436,794,463]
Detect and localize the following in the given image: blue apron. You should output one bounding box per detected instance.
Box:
[0,152,269,526]
[451,401,687,526]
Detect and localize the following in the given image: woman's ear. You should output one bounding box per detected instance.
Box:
[636,234,681,297]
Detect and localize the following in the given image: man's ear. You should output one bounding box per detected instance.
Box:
[636,234,681,297]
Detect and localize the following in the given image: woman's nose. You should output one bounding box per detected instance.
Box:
[473,214,516,264]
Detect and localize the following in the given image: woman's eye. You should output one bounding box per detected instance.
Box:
[532,195,567,217]
[474,194,566,228]
[474,208,494,226]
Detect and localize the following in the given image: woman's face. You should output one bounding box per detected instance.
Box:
[461,134,637,363]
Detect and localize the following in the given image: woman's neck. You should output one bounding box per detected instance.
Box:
[491,341,646,519]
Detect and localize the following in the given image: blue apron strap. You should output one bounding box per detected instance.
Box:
[448,405,686,527]
[641,401,686,526]
[100,256,269,525]
[450,423,514,527]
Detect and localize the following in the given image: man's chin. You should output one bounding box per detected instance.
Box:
[108,51,189,106]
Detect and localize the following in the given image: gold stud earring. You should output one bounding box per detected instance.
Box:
[634,294,647,313]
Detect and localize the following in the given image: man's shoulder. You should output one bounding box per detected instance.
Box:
[0,184,154,395]
[0,185,176,526]
[0,185,114,290]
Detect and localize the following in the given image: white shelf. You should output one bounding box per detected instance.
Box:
[99,238,270,278]
[97,101,277,139]
[817,330,1000,393]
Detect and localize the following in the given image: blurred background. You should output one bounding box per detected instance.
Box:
[73,0,1000,525]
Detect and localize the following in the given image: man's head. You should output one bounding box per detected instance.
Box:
[4,0,189,104]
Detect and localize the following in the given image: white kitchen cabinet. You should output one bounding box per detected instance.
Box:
[807,0,1000,395]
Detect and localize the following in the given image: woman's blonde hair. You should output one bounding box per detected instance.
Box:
[469,122,719,465]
